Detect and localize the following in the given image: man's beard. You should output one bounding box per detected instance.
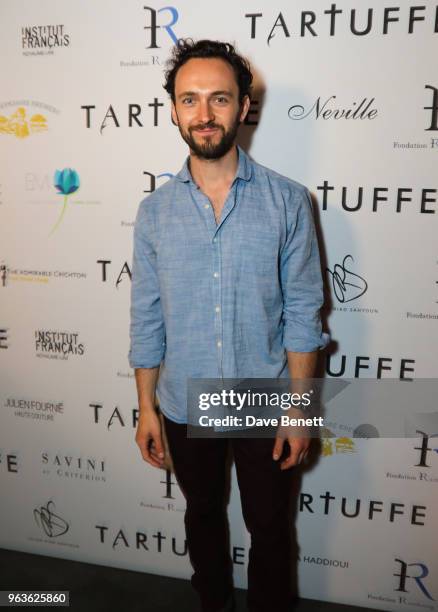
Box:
[177,110,241,160]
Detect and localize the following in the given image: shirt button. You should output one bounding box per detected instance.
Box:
[204,204,209,209]
[215,306,220,313]
[213,272,219,278]
[213,238,217,243]
[217,341,222,347]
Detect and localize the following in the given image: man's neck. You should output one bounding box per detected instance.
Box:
[188,144,238,192]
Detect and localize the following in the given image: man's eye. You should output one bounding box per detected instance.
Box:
[182,98,193,104]
[216,97,228,103]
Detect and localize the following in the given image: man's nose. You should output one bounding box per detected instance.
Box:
[198,99,215,124]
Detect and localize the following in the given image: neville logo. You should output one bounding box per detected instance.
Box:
[143,6,179,49]
[414,431,438,468]
[424,85,438,131]
[394,558,435,601]
[326,255,368,303]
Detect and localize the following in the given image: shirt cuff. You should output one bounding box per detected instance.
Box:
[283,331,330,353]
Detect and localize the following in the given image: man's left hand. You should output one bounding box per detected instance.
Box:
[272,420,311,470]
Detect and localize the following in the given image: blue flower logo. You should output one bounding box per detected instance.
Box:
[49,168,80,235]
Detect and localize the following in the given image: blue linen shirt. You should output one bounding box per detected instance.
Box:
[128,145,329,423]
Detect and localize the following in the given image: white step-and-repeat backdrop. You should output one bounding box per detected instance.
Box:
[1,2,437,610]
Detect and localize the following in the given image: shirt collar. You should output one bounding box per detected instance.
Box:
[175,144,253,184]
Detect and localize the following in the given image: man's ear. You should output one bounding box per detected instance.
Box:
[171,101,178,126]
[239,95,251,123]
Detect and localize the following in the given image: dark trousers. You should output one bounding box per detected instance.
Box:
[163,415,294,612]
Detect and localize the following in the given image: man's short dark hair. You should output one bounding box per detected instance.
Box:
[163,38,253,104]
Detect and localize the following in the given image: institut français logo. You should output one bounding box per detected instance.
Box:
[21,25,70,56]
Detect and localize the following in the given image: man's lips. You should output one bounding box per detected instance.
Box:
[193,127,220,135]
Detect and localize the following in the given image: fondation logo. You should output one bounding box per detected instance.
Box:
[143,6,179,48]
[394,558,435,602]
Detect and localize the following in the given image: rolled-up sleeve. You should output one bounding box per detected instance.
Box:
[280,186,330,352]
[128,201,166,369]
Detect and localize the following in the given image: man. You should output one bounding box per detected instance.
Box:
[129,39,328,612]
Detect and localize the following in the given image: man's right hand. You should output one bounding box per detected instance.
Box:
[135,409,165,468]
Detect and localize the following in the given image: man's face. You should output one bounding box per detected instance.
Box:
[171,57,250,160]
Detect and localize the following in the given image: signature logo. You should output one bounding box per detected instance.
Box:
[33,501,69,537]
[327,255,368,303]
[0,107,48,138]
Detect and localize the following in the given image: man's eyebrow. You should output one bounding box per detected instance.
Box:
[178,91,197,99]
[177,89,234,99]
[210,90,234,97]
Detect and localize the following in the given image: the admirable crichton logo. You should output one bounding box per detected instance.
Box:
[21,25,70,56]
[34,330,85,360]
[0,261,86,285]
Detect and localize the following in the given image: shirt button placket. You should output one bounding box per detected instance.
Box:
[212,233,223,376]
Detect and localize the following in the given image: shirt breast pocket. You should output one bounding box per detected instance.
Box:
[239,225,280,277]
